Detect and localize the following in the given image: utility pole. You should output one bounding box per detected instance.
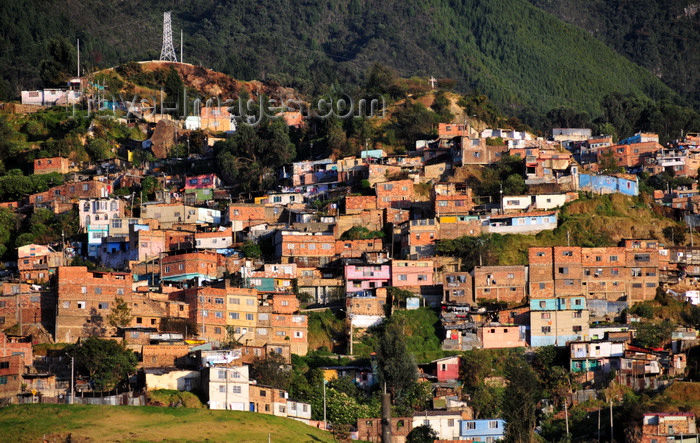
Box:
[564,400,569,437]
[609,398,613,442]
[70,355,75,405]
[180,29,183,63]
[323,379,327,430]
[76,39,80,77]
[597,407,601,442]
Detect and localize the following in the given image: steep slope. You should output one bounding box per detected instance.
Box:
[0,0,678,114]
[528,0,700,110]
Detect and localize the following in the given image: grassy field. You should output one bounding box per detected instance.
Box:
[0,404,335,443]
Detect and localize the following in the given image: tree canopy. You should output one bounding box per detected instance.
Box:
[67,337,137,392]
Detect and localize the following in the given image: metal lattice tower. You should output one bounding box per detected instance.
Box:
[159,12,178,62]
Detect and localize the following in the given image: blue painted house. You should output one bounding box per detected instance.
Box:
[460,418,506,441]
[482,211,557,234]
[530,296,590,347]
[578,173,638,196]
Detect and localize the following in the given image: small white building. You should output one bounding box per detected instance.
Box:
[204,365,250,411]
[79,198,125,229]
[412,411,463,441]
[145,368,201,392]
[286,400,312,424]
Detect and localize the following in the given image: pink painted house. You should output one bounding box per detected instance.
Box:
[344,263,391,294]
[419,355,461,383]
[477,325,527,349]
[391,260,434,287]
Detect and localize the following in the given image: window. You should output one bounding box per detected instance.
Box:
[595,256,602,262]
[536,252,545,257]
[573,325,582,333]
[215,298,224,304]
[573,311,582,318]
[465,422,476,430]
[541,313,551,319]
[246,299,255,306]
[259,313,269,321]
[215,311,223,318]
[294,331,303,338]
[489,421,499,429]
[77,301,86,309]
[609,255,618,261]
[564,280,574,286]
[260,390,267,397]
[0,376,7,385]
[229,313,239,320]
[558,267,568,274]
[507,273,514,279]
[219,385,226,393]
[246,313,254,321]
[541,326,551,334]
[562,251,573,256]
[539,301,546,308]
[202,310,208,317]
[539,283,546,289]
[232,385,242,394]
[98,302,108,310]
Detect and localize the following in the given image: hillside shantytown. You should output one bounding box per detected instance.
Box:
[1,60,700,443]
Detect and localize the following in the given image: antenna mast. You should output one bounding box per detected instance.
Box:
[159,12,178,62]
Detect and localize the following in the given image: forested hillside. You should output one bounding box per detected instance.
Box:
[0,0,680,116]
[528,0,700,110]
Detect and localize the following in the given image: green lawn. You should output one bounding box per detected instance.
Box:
[0,404,334,442]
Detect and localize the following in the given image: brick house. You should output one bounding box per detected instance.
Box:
[0,284,53,333]
[0,332,33,367]
[17,244,63,283]
[641,413,697,443]
[275,231,336,267]
[227,204,281,231]
[623,239,660,302]
[472,265,527,303]
[249,384,289,416]
[443,272,473,305]
[161,251,220,284]
[401,219,439,259]
[335,238,384,259]
[55,266,133,342]
[597,141,661,168]
[433,182,474,215]
[581,247,627,301]
[142,345,192,369]
[375,179,414,210]
[30,179,111,211]
[33,157,70,175]
[345,195,378,214]
[356,417,413,443]
[0,354,24,399]
[336,211,385,238]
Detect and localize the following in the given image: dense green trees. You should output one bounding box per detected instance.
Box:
[215,119,295,192]
[0,0,684,116]
[66,337,137,392]
[502,355,540,443]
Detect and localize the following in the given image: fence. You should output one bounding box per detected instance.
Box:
[7,392,146,406]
